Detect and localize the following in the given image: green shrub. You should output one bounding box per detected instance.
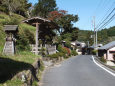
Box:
[39,47,46,57]
[57,52,64,57]
[48,53,58,58]
[57,44,63,52]
[62,47,68,54]
[100,56,106,63]
[71,50,78,56]
[16,26,35,51]
[23,29,35,44]
[92,50,97,55]
[57,44,68,54]
[65,40,71,48]
[16,34,30,51]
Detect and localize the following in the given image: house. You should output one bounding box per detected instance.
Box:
[98,41,115,62]
[71,41,77,50]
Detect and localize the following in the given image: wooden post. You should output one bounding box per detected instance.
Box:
[35,23,40,55]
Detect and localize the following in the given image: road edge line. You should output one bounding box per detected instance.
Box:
[92,55,115,77]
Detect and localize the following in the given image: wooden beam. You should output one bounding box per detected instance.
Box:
[35,23,40,55]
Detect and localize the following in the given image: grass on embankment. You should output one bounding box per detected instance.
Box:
[8,51,41,64]
[0,51,41,86]
[0,13,36,53]
[0,13,41,86]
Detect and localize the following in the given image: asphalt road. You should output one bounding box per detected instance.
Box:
[41,55,115,86]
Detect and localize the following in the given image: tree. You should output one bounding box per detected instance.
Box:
[107,26,115,37]
[48,10,79,35]
[39,25,56,44]
[85,31,93,46]
[71,27,79,41]
[0,0,8,13]
[33,0,57,18]
[1,0,31,16]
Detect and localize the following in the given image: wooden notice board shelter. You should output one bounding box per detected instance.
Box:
[23,17,58,55]
[3,25,18,55]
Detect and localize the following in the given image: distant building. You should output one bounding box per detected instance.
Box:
[98,41,115,61]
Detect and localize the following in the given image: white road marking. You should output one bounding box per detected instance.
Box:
[92,56,115,77]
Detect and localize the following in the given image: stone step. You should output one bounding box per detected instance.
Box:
[4,50,12,52]
[5,46,12,49]
[5,47,12,50]
[6,45,12,47]
[4,51,13,53]
[6,42,12,44]
[3,41,14,55]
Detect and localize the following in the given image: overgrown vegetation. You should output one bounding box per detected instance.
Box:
[0,0,31,17]
[100,56,106,63]
[0,52,42,86]
[0,12,40,85]
[92,50,97,55]
[48,44,78,59]
[71,50,78,56]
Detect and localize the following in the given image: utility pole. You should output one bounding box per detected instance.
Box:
[94,17,98,56]
[96,31,97,49]
[92,17,96,48]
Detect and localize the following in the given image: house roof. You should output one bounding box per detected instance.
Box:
[22,16,50,24]
[4,25,18,31]
[98,41,115,50]
[22,16,58,29]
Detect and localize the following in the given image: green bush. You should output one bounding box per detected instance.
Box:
[71,50,78,56]
[57,52,64,57]
[100,56,106,63]
[57,44,63,52]
[62,47,68,54]
[16,26,35,51]
[92,50,97,55]
[39,47,46,57]
[23,29,35,44]
[65,40,71,48]
[57,44,68,54]
[48,53,58,58]
[16,34,30,51]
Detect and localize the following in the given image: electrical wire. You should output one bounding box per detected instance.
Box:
[98,13,115,31]
[95,2,115,29]
[96,8,115,30]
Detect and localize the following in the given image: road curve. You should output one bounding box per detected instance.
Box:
[41,55,115,86]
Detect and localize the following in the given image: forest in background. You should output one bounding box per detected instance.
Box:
[78,26,115,46]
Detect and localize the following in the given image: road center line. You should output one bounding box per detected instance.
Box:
[92,56,115,77]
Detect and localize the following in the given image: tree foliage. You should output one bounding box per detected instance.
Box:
[39,25,56,44]
[0,0,31,17]
[32,0,57,18]
[107,26,115,37]
[16,28,35,51]
[78,26,115,45]
[48,10,79,34]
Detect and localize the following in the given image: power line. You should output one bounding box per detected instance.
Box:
[91,0,114,31]
[96,2,115,29]
[96,2,115,28]
[98,13,115,31]
[92,0,105,16]
[96,8,115,30]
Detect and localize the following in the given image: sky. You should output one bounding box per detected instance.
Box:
[28,0,115,30]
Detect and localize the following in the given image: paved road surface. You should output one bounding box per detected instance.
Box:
[41,55,115,86]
